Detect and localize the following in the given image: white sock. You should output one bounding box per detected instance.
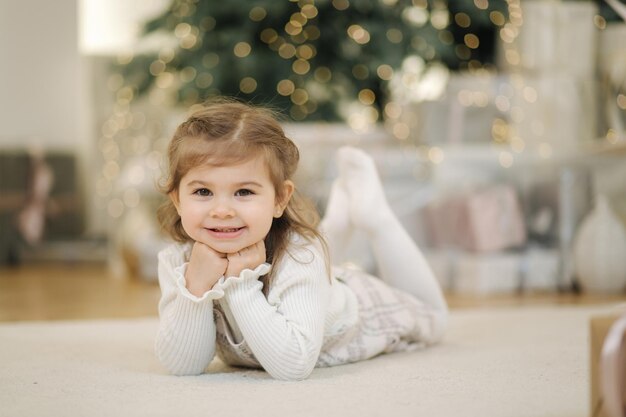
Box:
[336,146,395,236]
[319,179,353,264]
[337,146,448,311]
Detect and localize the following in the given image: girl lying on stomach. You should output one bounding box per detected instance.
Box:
[155,99,448,381]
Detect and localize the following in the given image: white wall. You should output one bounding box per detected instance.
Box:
[0,0,171,237]
[0,0,100,234]
[0,0,86,150]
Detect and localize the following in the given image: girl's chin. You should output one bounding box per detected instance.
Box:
[197,240,246,255]
[217,246,246,255]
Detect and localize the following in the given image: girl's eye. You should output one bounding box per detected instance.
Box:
[193,188,212,197]
[235,189,254,197]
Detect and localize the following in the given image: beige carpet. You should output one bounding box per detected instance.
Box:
[0,304,618,417]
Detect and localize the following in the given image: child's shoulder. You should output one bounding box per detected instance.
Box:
[269,232,329,294]
[283,232,326,267]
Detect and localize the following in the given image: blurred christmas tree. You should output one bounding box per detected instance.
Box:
[118,0,512,121]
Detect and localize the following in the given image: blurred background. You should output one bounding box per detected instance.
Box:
[1,0,626,320]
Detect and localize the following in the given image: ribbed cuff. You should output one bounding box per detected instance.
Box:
[175,262,271,302]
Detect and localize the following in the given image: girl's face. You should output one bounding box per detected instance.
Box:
[171,155,294,254]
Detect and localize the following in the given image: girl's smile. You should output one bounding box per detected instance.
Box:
[205,226,245,239]
[171,155,291,254]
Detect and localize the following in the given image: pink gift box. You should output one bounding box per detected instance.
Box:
[425,185,527,252]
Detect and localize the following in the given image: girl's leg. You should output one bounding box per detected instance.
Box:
[336,146,448,311]
[319,180,353,264]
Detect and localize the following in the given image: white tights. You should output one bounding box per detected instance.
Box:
[320,147,448,312]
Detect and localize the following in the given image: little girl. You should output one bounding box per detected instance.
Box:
[155,100,448,381]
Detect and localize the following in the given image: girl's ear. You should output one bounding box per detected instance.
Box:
[274,180,295,218]
[169,191,181,214]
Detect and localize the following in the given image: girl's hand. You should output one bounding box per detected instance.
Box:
[225,241,267,278]
[185,242,228,297]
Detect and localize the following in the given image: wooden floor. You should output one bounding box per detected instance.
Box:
[1,262,625,322]
[0,263,161,321]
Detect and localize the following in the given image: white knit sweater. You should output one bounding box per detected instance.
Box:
[155,234,445,381]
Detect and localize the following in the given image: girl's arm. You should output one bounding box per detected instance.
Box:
[223,242,330,381]
[154,244,223,375]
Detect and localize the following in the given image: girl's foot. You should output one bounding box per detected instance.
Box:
[336,146,394,235]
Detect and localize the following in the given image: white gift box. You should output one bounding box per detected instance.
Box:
[508,73,596,153]
[454,251,523,295]
[521,246,560,292]
[500,1,598,77]
[398,73,508,146]
[425,247,560,295]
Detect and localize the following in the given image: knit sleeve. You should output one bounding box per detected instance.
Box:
[154,243,219,376]
[223,241,330,381]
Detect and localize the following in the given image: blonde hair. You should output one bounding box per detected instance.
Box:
[158,98,328,288]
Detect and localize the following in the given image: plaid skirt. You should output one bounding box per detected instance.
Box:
[316,266,438,367]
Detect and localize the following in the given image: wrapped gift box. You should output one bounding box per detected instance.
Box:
[453,251,522,295]
[424,185,527,253]
[521,246,559,292]
[394,72,510,146]
[507,73,596,153]
[499,1,597,77]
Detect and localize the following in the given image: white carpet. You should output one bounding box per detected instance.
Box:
[0,305,618,417]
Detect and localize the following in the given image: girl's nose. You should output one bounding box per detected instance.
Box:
[209,201,235,218]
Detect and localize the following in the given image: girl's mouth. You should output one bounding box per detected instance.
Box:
[210,227,242,233]
[206,227,246,239]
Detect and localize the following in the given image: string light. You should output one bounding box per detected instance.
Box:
[301,5,318,18]
[332,0,349,11]
[358,89,376,105]
[278,43,297,59]
[474,0,489,10]
[291,88,309,105]
[314,67,332,83]
[455,13,471,28]
[352,64,369,80]
[347,24,371,44]
[490,11,506,26]
[402,7,429,27]
[239,77,257,93]
[195,72,214,88]
[233,42,250,57]
[260,28,278,44]
[296,44,315,59]
[384,102,402,119]
[386,28,403,43]
[277,79,296,96]
[464,33,480,49]
[292,59,310,75]
[179,66,197,83]
[393,122,410,140]
[377,64,394,81]
[249,6,267,21]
